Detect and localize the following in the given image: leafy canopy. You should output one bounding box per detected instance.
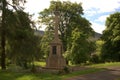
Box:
[101,12,120,62]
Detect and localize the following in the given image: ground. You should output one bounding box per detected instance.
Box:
[65,66,120,80]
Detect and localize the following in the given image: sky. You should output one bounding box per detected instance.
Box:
[24,0,120,34]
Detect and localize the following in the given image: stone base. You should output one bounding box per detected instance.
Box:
[46,55,66,69]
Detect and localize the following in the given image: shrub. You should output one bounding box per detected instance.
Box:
[7,64,23,72]
[58,66,70,74]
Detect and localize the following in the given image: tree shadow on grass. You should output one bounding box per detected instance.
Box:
[0,70,62,80]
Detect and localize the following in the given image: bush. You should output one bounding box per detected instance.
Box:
[7,64,23,72]
[63,66,70,73]
[58,66,70,74]
[90,54,100,63]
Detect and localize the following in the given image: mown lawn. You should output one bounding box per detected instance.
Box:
[34,61,46,67]
[0,68,104,80]
[0,62,119,80]
[88,62,120,68]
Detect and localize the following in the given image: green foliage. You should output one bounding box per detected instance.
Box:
[7,64,23,72]
[90,40,104,63]
[101,12,120,62]
[0,0,42,69]
[6,11,42,68]
[0,0,27,70]
[40,31,54,57]
[58,66,70,74]
[63,66,70,73]
[96,40,104,55]
[90,54,100,63]
[67,28,96,64]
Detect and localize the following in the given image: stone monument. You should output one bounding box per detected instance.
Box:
[46,7,66,69]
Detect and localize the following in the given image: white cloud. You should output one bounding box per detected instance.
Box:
[80,0,120,12]
[24,0,120,33]
[25,0,50,14]
[25,0,120,16]
[85,10,99,16]
[25,0,120,13]
[95,15,109,22]
[91,22,106,34]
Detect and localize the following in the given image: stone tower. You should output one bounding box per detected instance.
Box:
[46,7,66,69]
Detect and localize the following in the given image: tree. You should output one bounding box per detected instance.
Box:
[90,40,104,63]
[5,11,41,68]
[101,12,120,62]
[0,0,26,70]
[40,30,54,57]
[0,0,41,69]
[67,28,95,64]
[39,1,95,64]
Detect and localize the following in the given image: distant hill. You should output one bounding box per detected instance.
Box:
[88,32,102,41]
[34,30,44,36]
[94,32,102,40]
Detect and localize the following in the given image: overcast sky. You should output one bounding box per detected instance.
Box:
[24,0,120,33]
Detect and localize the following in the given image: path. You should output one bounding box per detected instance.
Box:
[65,66,120,80]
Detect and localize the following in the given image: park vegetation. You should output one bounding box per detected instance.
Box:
[0,0,41,70]
[0,0,120,73]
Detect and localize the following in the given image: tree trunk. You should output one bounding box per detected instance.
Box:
[1,34,6,70]
[1,0,7,70]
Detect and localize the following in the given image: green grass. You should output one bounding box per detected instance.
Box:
[34,61,46,67]
[33,61,120,68]
[116,78,120,80]
[0,68,104,80]
[88,62,120,68]
[0,62,120,80]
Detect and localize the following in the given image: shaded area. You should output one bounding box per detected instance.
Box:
[0,70,62,80]
[0,66,119,80]
[0,67,104,80]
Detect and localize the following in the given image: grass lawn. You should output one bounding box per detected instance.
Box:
[116,78,120,80]
[0,62,119,80]
[117,78,120,80]
[88,62,120,68]
[34,61,46,67]
[0,68,104,80]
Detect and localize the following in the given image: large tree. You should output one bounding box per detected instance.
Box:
[101,12,120,62]
[0,0,26,70]
[0,0,42,69]
[67,28,95,64]
[39,1,95,64]
[6,11,41,68]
